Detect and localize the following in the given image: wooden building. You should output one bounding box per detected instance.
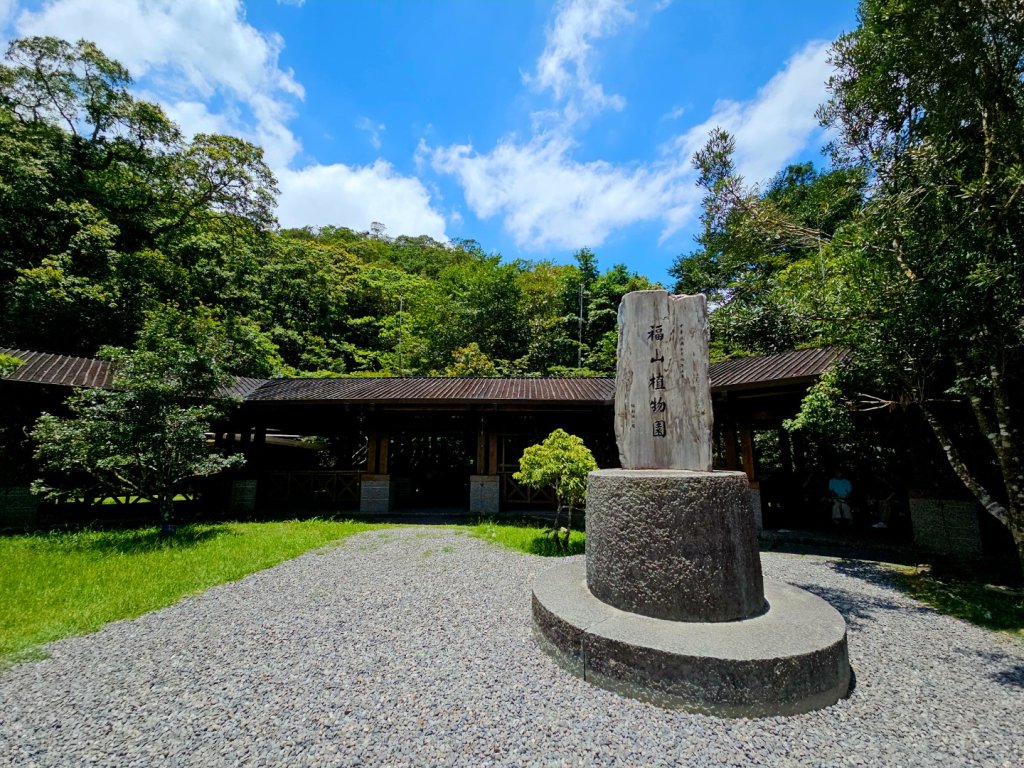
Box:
[1,346,840,520]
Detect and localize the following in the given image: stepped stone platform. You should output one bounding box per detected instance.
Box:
[534,560,850,718]
[532,470,851,718]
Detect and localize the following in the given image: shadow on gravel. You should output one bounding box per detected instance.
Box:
[790,560,933,629]
[991,663,1024,689]
[959,649,1024,689]
[793,581,934,630]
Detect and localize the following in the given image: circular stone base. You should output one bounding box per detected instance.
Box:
[533,560,850,718]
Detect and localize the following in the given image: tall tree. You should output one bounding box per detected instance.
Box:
[817,0,1024,562]
[31,306,245,533]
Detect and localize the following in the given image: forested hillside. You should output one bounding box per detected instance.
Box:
[0,37,657,378]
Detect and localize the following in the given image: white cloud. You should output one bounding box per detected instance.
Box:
[277,162,447,241]
[13,0,448,238]
[660,105,686,122]
[355,116,386,150]
[673,40,833,186]
[433,39,834,251]
[15,0,302,166]
[0,0,17,29]
[525,0,634,126]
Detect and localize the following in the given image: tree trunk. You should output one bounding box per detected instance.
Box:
[919,403,1023,573]
[158,494,175,537]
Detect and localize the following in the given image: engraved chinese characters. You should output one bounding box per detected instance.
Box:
[614,291,713,470]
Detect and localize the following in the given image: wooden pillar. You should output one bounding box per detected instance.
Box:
[488,431,499,476]
[724,426,739,471]
[378,431,389,475]
[367,428,379,474]
[739,425,757,484]
[476,415,486,475]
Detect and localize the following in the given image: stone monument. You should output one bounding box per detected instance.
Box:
[532,290,851,717]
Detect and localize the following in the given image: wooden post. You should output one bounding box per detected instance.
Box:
[724,426,739,471]
[367,428,378,474]
[378,431,389,475]
[476,415,486,475]
[488,431,499,476]
[739,425,756,483]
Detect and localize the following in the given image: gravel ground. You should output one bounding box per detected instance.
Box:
[1,527,1022,767]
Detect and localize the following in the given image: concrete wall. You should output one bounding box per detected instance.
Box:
[909,497,983,558]
[360,475,394,514]
[469,475,501,515]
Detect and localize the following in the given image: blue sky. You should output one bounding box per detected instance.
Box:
[1,0,859,283]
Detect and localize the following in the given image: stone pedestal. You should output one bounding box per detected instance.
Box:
[532,469,851,717]
[532,289,850,717]
[360,475,394,514]
[587,470,763,622]
[469,475,501,515]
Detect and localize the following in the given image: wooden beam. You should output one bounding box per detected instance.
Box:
[489,430,499,475]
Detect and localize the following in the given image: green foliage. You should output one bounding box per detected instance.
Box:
[670,129,865,357]
[513,429,597,550]
[783,369,860,465]
[815,0,1024,561]
[444,343,499,377]
[0,353,23,378]
[0,36,659,380]
[673,0,1024,565]
[0,519,389,667]
[30,306,245,526]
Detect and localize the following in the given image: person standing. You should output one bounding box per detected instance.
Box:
[829,469,853,525]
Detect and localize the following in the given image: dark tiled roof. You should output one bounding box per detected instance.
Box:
[247,376,616,404]
[1,346,843,403]
[230,377,272,399]
[0,347,114,389]
[710,347,843,390]
[0,348,268,398]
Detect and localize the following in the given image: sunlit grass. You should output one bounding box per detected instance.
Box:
[887,565,1024,640]
[468,519,585,556]
[0,519,389,668]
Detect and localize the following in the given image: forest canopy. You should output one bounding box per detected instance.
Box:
[0,36,657,379]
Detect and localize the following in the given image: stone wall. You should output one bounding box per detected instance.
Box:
[469,475,500,515]
[909,497,983,558]
[360,475,394,514]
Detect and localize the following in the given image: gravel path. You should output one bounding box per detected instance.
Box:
[1,527,1022,767]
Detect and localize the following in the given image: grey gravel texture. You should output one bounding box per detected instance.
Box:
[1,527,1022,767]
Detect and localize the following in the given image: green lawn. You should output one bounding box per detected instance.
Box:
[0,519,388,668]
[887,565,1024,640]
[467,519,585,556]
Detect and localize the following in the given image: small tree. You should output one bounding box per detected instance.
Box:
[514,429,598,551]
[31,307,244,533]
